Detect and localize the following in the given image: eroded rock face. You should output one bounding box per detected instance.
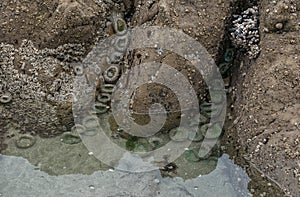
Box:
[227,0,300,195]
[0,40,83,139]
[131,0,232,60]
[0,0,299,195]
[126,0,233,131]
[0,0,235,153]
[0,0,234,152]
[0,0,113,49]
[127,48,208,131]
[0,0,113,151]
[260,0,299,33]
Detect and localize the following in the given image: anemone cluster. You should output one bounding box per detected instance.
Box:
[230,6,260,59]
[91,11,128,115]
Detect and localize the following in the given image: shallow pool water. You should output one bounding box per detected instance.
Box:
[0,120,253,196]
[0,153,251,196]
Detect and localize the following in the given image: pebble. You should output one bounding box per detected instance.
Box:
[153,179,160,184]
[275,22,283,30]
[88,185,95,191]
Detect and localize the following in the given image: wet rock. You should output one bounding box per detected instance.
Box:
[131,0,232,60]
[125,0,233,131]
[226,0,300,195]
[0,0,115,152]
[0,0,110,49]
[261,0,300,33]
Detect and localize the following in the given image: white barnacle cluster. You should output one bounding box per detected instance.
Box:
[230,6,260,59]
[0,39,87,136]
[0,41,42,101]
[0,40,86,103]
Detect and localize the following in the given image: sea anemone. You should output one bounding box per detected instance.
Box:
[15,134,36,149]
[103,65,120,83]
[73,63,84,76]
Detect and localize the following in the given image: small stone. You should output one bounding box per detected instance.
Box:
[275,23,283,30]
[89,185,95,190]
[153,179,160,184]
[263,27,269,33]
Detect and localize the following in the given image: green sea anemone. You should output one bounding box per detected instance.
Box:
[61,132,81,144]
[15,134,36,149]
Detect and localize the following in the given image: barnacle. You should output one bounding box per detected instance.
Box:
[113,35,130,53]
[0,92,12,104]
[149,137,163,148]
[107,50,124,64]
[117,19,126,32]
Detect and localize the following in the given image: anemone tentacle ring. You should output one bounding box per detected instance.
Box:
[15,134,36,149]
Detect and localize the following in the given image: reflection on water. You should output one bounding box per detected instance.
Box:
[0,153,251,196]
[1,121,251,196]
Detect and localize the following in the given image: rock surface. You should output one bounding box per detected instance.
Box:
[0,0,113,149]
[124,0,232,131]
[0,0,299,196]
[223,0,300,196]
